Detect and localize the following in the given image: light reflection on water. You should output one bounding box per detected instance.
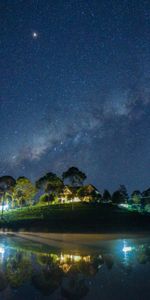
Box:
[0,236,149,299]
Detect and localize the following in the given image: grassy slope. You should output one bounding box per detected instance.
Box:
[1,203,150,233]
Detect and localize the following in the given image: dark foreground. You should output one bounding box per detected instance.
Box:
[1,203,150,233]
[0,233,150,299]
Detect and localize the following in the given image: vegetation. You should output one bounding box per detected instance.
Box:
[62,167,86,186]
[13,177,36,208]
[0,166,149,231]
[102,190,111,202]
[0,176,16,216]
[131,190,142,205]
[0,237,150,296]
[112,185,128,204]
[1,237,150,296]
[36,172,63,205]
[1,202,150,232]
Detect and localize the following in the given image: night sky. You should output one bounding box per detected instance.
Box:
[0,0,150,192]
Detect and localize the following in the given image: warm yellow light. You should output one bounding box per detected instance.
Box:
[59,253,91,263]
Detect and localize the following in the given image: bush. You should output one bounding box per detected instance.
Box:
[144,204,150,213]
[39,194,50,204]
[38,194,56,205]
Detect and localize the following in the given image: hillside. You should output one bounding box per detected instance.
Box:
[0,203,150,233]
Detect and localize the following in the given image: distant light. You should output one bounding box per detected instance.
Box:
[122,246,132,253]
[0,204,9,211]
[119,204,129,208]
[0,247,5,254]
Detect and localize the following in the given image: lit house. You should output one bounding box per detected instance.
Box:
[77,184,101,202]
[59,184,101,203]
[60,186,80,203]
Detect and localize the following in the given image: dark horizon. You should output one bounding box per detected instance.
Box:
[1,0,150,192]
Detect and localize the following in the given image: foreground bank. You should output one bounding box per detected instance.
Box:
[0,203,150,233]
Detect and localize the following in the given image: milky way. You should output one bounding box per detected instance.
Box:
[0,0,150,192]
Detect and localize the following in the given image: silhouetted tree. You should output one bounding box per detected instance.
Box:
[112,185,128,204]
[142,188,150,206]
[112,191,122,204]
[0,176,16,216]
[131,190,141,205]
[119,185,128,202]
[62,167,86,187]
[103,190,111,202]
[36,172,63,204]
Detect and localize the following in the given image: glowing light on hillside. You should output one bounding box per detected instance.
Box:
[0,204,9,211]
[122,246,132,253]
[60,253,91,263]
[0,247,5,254]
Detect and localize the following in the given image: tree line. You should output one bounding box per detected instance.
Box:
[0,167,87,213]
[0,166,149,214]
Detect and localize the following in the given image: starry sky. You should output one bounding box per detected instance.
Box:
[0,0,150,192]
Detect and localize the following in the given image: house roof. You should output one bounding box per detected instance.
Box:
[84,184,99,192]
[63,184,100,195]
[63,186,79,194]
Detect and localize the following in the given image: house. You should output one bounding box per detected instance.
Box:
[59,184,101,203]
[60,186,80,203]
[77,184,101,202]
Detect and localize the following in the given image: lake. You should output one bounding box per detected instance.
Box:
[0,233,149,299]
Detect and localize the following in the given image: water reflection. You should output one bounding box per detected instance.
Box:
[0,236,149,299]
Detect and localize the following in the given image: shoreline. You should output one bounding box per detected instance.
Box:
[2,231,150,249]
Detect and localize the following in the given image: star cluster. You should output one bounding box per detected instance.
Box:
[0,0,150,191]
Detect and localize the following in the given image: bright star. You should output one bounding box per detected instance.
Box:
[32,31,38,39]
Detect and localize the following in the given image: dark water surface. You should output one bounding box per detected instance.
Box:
[0,234,149,299]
